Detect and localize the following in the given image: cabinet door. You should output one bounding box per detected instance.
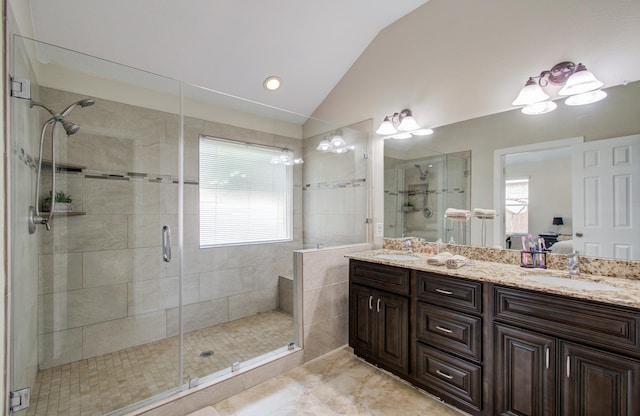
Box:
[349,284,375,356]
[376,292,409,373]
[495,324,557,416]
[562,342,640,416]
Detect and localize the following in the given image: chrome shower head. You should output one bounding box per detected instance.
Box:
[61,119,80,136]
[414,164,428,181]
[61,98,95,117]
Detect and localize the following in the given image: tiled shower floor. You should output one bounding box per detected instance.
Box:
[26,310,294,416]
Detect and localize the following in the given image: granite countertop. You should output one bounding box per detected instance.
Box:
[346,250,640,309]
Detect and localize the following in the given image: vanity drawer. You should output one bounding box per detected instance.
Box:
[350,260,410,296]
[417,272,482,313]
[415,343,482,411]
[494,286,640,356]
[416,302,482,362]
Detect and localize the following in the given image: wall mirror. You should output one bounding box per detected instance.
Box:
[384,81,640,261]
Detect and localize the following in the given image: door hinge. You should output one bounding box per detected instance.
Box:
[10,77,31,99]
[9,387,30,412]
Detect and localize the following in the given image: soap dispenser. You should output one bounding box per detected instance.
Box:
[566,251,580,275]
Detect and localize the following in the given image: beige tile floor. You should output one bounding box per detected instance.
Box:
[207,347,468,416]
[27,310,294,416]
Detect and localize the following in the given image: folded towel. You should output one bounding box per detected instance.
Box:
[474,208,496,218]
[426,251,453,266]
[445,208,471,221]
[446,254,468,269]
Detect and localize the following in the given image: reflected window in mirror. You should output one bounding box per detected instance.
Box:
[505,178,529,235]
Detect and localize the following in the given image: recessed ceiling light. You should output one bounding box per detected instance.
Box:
[263,76,282,91]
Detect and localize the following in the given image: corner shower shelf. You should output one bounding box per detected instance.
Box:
[40,211,86,217]
[39,159,86,173]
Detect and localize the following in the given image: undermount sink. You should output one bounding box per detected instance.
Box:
[375,253,419,261]
[523,274,620,291]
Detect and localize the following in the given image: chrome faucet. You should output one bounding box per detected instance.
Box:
[401,237,413,252]
[566,251,580,275]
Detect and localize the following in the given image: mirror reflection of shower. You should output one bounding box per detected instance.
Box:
[384,151,470,242]
[414,163,428,181]
[27,98,95,234]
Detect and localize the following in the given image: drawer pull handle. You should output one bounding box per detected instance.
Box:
[435,288,453,295]
[368,296,373,310]
[377,298,381,313]
[436,370,453,380]
[545,347,550,369]
[436,325,453,334]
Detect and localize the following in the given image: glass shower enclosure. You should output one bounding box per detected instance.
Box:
[7,35,323,415]
[384,150,471,243]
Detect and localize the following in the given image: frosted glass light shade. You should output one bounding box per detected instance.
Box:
[330,134,345,147]
[558,68,603,96]
[390,132,413,139]
[512,81,550,106]
[316,140,330,151]
[565,89,607,106]
[397,115,420,131]
[411,128,434,136]
[521,100,557,115]
[376,118,397,135]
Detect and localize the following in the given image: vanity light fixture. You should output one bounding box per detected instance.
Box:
[512,61,606,115]
[263,76,282,92]
[316,130,355,154]
[270,148,303,165]
[375,108,434,138]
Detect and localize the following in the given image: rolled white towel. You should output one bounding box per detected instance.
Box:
[445,208,471,220]
[446,254,468,269]
[426,251,453,266]
[474,208,496,218]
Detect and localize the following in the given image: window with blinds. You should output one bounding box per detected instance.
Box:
[199,136,292,247]
[505,178,529,234]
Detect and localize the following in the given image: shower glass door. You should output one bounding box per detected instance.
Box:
[9,36,183,415]
[179,83,301,385]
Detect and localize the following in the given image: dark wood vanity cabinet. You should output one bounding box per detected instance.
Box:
[493,286,640,416]
[349,261,410,375]
[348,260,640,416]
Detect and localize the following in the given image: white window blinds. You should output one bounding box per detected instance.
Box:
[505,178,529,234]
[199,137,292,247]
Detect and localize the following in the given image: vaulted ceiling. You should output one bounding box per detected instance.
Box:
[27,0,428,117]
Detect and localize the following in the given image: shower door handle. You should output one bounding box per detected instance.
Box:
[162,225,172,263]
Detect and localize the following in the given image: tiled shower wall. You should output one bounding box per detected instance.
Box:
[35,87,302,369]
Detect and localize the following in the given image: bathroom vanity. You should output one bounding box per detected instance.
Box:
[347,251,640,416]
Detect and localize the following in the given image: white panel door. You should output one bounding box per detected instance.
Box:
[572,134,640,260]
